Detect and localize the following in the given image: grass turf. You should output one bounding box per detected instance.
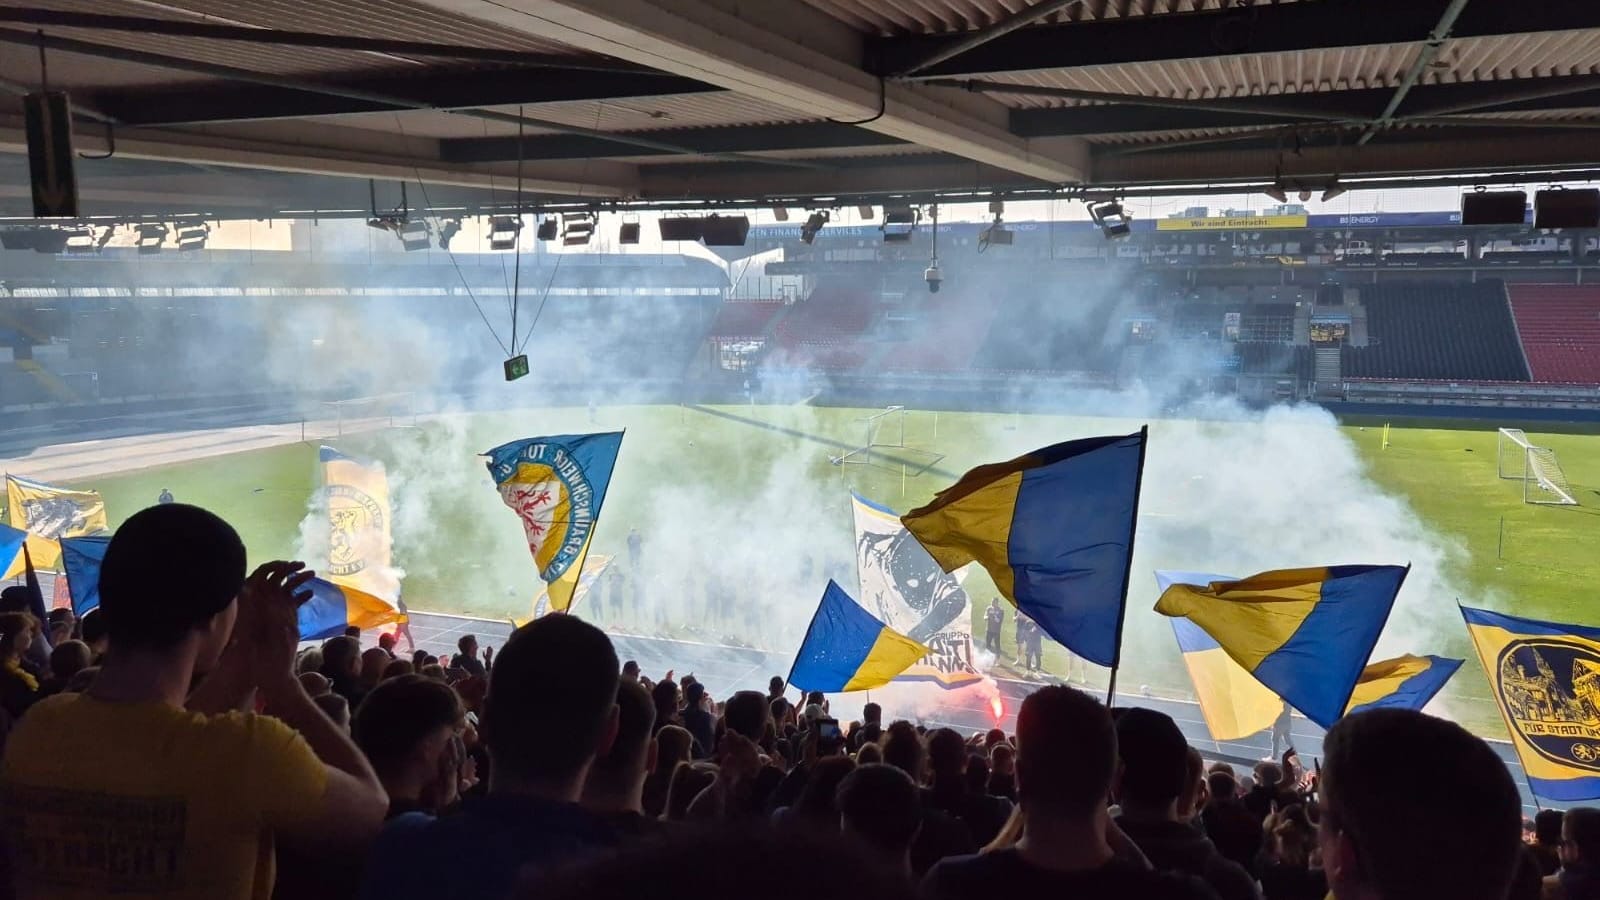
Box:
[59,404,1600,727]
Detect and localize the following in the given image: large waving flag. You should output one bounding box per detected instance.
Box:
[297,577,402,641]
[4,474,108,576]
[1462,607,1600,801]
[485,432,622,616]
[321,447,401,604]
[789,580,931,693]
[853,494,982,689]
[60,535,111,616]
[1345,654,1462,716]
[532,554,612,619]
[902,429,1147,667]
[1155,565,1407,728]
[1156,571,1282,741]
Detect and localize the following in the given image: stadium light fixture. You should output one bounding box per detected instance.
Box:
[437,217,462,251]
[857,205,875,220]
[135,222,169,255]
[396,218,431,252]
[882,206,918,242]
[93,224,116,249]
[618,213,641,245]
[979,215,1013,250]
[800,209,830,245]
[176,220,211,251]
[772,206,789,222]
[535,216,558,242]
[1264,184,1289,204]
[489,215,523,250]
[1297,189,1313,203]
[1087,200,1132,240]
[1321,183,1348,202]
[562,212,597,246]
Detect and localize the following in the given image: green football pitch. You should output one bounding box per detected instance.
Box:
[65,403,1600,728]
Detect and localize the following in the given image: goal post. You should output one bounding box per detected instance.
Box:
[1497,428,1578,506]
[834,406,907,467]
[320,393,419,437]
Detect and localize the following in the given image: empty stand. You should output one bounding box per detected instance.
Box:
[1507,284,1600,384]
[707,301,783,340]
[878,291,999,372]
[1340,282,1529,382]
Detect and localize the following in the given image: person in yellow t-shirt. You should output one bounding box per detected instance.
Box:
[0,503,389,900]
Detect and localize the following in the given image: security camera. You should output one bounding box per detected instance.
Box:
[924,260,942,293]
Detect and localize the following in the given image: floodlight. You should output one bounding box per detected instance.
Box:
[800,210,829,245]
[536,216,558,242]
[562,212,597,246]
[882,206,917,242]
[437,217,462,250]
[176,221,210,251]
[135,222,169,254]
[1087,200,1132,240]
[489,215,523,250]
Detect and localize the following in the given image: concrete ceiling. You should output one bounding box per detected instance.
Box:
[3,0,1600,218]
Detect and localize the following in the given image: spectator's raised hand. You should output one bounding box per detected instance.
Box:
[483,644,494,665]
[240,561,315,695]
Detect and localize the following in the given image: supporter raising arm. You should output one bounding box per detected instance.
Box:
[0,504,388,900]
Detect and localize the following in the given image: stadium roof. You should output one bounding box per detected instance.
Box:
[2,0,1600,217]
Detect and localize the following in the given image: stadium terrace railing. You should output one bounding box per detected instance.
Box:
[1341,378,1600,410]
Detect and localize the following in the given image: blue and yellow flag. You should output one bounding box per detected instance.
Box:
[1462,606,1600,801]
[0,522,23,581]
[1155,565,1407,728]
[532,554,612,619]
[485,432,622,616]
[1157,571,1283,741]
[4,474,108,576]
[902,429,1147,667]
[789,580,931,693]
[60,535,111,617]
[297,577,402,641]
[321,446,400,604]
[1345,654,1462,716]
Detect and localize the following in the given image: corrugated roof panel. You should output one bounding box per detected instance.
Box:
[58,0,585,56]
[975,43,1430,105]
[801,0,1294,37]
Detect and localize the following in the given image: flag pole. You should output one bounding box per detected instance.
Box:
[1105,424,1149,708]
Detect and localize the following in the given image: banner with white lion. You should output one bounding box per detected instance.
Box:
[320,446,402,605]
[852,493,982,689]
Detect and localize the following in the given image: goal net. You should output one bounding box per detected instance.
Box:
[833,406,908,467]
[319,393,419,437]
[1497,428,1578,506]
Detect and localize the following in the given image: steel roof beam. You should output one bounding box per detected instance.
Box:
[92,69,723,128]
[411,0,1088,184]
[872,0,1600,79]
[439,122,907,163]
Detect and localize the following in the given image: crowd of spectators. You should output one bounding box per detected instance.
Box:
[0,501,1585,900]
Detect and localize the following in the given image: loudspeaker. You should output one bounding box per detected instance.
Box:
[658,217,704,242]
[699,214,750,246]
[1460,190,1526,226]
[618,222,641,244]
[1534,189,1600,230]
